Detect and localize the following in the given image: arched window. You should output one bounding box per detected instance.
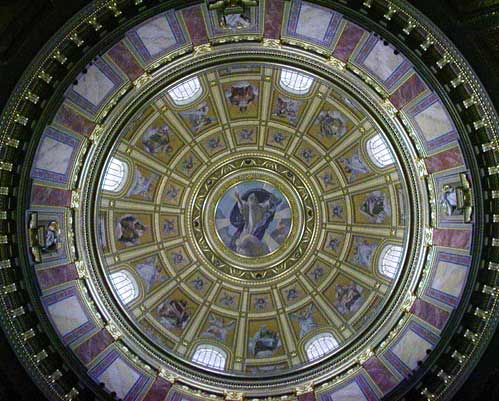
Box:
[102,157,128,192]
[279,69,313,95]
[168,77,202,105]
[191,344,226,370]
[305,333,339,361]
[110,270,138,304]
[378,244,403,279]
[366,134,394,168]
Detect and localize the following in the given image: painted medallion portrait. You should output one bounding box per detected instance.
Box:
[215,181,291,258]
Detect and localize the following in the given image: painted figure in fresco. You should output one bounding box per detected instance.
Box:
[440,185,463,216]
[201,314,235,342]
[301,148,314,163]
[253,296,268,311]
[191,277,205,291]
[327,237,340,253]
[285,287,298,301]
[127,168,157,200]
[116,215,146,246]
[170,251,185,266]
[315,110,348,139]
[42,220,60,253]
[310,265,324,282]
[136,257,166,293]
[206,137,222,151]
[338,150,370,182]
[219,292,235,306]
[180,101,214,133]
[225,82,258,112]
[229,188,282,257]
[141,124,173,154]
[290,304,317,338]
[157,299,190,330]
[249,326,281,358]
[319,171,335,188]
[164,185,179,202]
[360,191,390,224]
[351,238,377,268]
[272,97,300,125]
[334,282,363,315]
[272,132,286,145]
[162,219,176,235]
[239,128,254,142]
[329,203,343,219]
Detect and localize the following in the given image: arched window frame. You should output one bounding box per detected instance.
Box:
[168,76,203,105]
[191,344,227,370]
[110,270,139,305]
[366,134,394,168]
[279,68,314,95]
[304,332,339,361]
[102,157,128,193]
[378,244,403,279]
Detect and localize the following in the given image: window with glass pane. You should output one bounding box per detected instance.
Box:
[305,333,339,361]
[192,344,226,370]
[110,270,138,304]
[378,244,403,279]
[102,157,128,192]
[168,77,203,105]
[366,134,394,168]
[279,69,313,95]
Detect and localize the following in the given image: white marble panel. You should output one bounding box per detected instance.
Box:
[414,101,454,142]
[364,40,404,81]
[136,16,176,56]
[391,329,432,370]
[431,260,466,297]
[296,3,333,41]
[73,64,115,106]
[47,296,88,336]
[98,357,140,400]
[35,136,74,174]
[330,381,368,401]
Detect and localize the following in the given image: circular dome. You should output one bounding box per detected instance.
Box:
[92,61,417,377]
[0,1,497,400]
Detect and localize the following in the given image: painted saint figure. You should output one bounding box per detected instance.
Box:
[229,188,282,257]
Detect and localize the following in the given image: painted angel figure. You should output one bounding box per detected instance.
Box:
[225,81,258,112]
[229,188,282,257]
[290,304,317,338]
[201,314,235,341]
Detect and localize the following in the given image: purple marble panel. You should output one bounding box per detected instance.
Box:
[332,22,365,62]
[297,392,316,401]
[31,185,71,207]
[53,103,96,136]
[411,299,449,330]
[75,329,114,365]
[363,357,399,394]
[433,228,471,249]
[390,73,427,109]
[36,263,78,290]
[143,377,171,401]
[425,147,465,173]
[264,0,284,38]
[106,41,144,81]
[182,6,209,46]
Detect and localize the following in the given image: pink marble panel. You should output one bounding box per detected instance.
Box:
[433,228,471,249]
[297,392,316,401]
[425,146,464,173]
[74,329,114,365]
[264,0,284,39]
[53,103,96,137]
[36,263,79,290]
[363,357,398,394]
[410,299,449,330]
[332,22,364,62]
[31,185,71,207]
[142,377,171,401]
[106,41,144,81]
[182,5,209,46]
[390,73,427,109]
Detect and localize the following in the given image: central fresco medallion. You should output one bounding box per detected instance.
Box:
[215,180,291,258]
